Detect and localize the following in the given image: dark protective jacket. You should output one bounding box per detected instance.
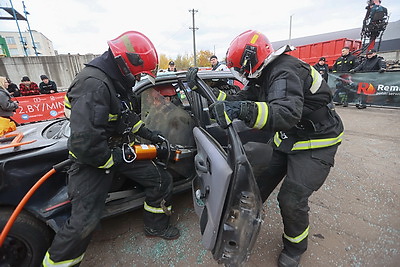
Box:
[39,80,58,94]
[332,54,358,72]
[6,82,20,97]
[369,4,388,21]
[313,63,329,82]
[222,54,344,153]
[353,55,386,72]
[64,51,151,169]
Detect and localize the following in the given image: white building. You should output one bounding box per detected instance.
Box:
[0,30,56,56]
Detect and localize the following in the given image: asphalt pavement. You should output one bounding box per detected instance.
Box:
[82,105,400,267]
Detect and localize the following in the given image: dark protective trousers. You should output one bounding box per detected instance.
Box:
[257,145,338,256]
[45,160,173,265]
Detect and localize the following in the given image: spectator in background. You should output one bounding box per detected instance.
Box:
[19,76,40,96]
[0,76,19,120]
[210,55,229,71]
[313,57,329,82]
[332,47,358,73]
[39,75,58,94]
[351,49,386,73]
[167,61,177,72]
[5,78,20,97]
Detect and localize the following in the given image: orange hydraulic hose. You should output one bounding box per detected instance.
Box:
[0,159,72,247]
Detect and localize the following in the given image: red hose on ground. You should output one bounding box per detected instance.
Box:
[0,168,56,247]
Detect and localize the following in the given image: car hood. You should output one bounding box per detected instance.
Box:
[0,119,68,159]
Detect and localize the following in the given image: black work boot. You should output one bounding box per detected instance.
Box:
[144,225,180,240]
[278,250,301,267]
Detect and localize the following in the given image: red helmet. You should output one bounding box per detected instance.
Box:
[226,30,274,79]
[108,31,158,84]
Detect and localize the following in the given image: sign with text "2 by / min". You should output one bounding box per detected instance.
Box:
[12,92,66,124]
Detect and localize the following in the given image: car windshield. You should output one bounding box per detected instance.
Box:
[140,86,196,147]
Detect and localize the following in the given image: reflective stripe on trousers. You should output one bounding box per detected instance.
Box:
[144,201,172,214]
[283,226,309,244]
[43,251,85,267]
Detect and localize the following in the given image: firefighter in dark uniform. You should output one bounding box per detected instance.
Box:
[332,47,358,107]
[189,30,344,267]
[313,57,329,82]
[43,31,179,267]
[332,46,358,73]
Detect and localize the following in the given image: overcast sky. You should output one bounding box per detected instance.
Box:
[1,0,400,60]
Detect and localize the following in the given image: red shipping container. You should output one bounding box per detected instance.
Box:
[287,38,362,68]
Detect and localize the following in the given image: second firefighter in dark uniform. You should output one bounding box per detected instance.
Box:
[190,30,344,267]
[43,31,179,267]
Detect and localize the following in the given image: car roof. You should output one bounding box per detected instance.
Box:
[133,70,235,92]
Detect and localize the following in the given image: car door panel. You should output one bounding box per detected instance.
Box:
[192,127,233,250]
[192,126,263,266]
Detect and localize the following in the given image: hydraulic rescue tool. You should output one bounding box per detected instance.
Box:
[0,136,183,247]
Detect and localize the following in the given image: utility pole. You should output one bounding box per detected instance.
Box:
[289,14,294,45]
[189,9,198,66]
[23,1,38,56]
[9,0,28,56]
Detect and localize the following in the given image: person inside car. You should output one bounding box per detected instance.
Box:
[43,31,179,267]
[189,30,344,267]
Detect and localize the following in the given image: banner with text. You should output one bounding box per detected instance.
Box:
[328,71,400,107]
[12,92,66,124]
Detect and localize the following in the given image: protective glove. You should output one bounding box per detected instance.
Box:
[186,67,199,90]
[137,126,164,144]
[209,101,242,128]
[111,147,123,166]
[209,101,259,129]
[378,68,386,73]
[149,130,165,144]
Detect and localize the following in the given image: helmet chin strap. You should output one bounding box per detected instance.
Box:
[114,55,137,88]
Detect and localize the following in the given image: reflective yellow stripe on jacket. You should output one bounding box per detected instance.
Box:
[108,113,118,122]
[42,251,85,267]
[274,132,343,150]
[283,226,309,244]
[64,95,71,119]
[217,90,227,101]
[69,151,114,169]
[252,102,268,129]
[144,201,172,214]
[131,120,144,134]
[292,132,343,150]
[274,132,283,147]
[309,66,323,94]
[99,155,114,169]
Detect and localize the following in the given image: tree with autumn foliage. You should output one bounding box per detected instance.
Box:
[197,50,214,68]
[158,50,215,71]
